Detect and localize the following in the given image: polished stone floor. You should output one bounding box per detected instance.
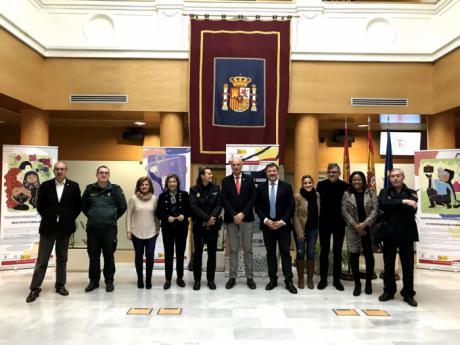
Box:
[1,265,459,345]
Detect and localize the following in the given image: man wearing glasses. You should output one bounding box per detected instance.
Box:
[378,168,418,307]
[26,161,81,303]
[316,163,348,291]
[81,165,127,293]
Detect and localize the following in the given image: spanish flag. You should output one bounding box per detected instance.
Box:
[367,116,376,190]
[343,117,350,182]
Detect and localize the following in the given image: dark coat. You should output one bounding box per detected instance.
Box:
[156,190,190,229]
[221,173,256,223]
[189,183,222,228]
[37,178,81,236]
[255,180,295,231]
[378,184,419,244]
[81,182,127,229]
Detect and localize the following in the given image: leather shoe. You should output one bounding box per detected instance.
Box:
[285,281,298,294]
[163,280,171,290]
[333,280,344,291]
[193,281,201,290]
[379,292,394,302]
[265,279,278,290]
[317,279,327,290]
[247,278,256,290]
[225,278,236,289]
[56,285,69,296]
[26,288,41,303]
[207,281,217,290]
[105,282,114,292]
[177,278,185,288]
[403,296,418,307]
[85,282,99,292]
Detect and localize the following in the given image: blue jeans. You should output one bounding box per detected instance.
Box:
[132,234,158,280]
[295,229,318,261]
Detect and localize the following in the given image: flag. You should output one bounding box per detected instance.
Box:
[367,116,376,189]
[383,128,393,188]
[189,19,290,164]
[343,117,350,182]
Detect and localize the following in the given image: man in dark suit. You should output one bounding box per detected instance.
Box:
[221,157,257,289]
[26,161,81,303]
[255,163,297,294]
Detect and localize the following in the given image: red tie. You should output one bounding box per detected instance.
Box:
[235,175,240,195]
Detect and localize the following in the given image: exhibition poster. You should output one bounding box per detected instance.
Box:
[0,145,58,269]
[414,149,460,271]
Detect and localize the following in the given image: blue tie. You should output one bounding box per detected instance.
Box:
[269,182,276,219]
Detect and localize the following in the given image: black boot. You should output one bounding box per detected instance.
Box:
[350,252,361,296]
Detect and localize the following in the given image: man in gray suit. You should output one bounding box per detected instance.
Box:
[221,157,257,289]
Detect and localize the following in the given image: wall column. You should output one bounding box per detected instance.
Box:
[20,109,49,146]
[294,114,319,191]
[160,112,184,146]
[427,113,456,149]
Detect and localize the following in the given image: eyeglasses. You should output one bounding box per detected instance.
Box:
[327,171,339,174]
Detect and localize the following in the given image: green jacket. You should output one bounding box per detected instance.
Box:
[82,182,127,229]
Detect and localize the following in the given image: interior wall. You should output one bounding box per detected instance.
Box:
[434,48,460,113]
[0,28,45,108]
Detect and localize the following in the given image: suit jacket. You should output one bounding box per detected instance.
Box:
[255,180,295,231]
[156,190,190,229]
[37,178,82,236]
[221,173,256,223]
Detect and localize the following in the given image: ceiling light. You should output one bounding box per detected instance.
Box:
[134,121,146,126]
[358,124,368,128]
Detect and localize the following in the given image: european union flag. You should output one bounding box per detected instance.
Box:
[384,128,394,188]
[213,58,265,127]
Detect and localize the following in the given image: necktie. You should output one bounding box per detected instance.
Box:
[235,175,240,195]
[269,182,276,219]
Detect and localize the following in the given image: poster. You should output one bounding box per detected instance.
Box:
[225,144,279,276]
[142,147,191,269]
[1,145,58,269]
[414,149,460,271]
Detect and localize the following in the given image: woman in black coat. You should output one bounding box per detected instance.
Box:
[156,174,190,290]
[189,167,222,291]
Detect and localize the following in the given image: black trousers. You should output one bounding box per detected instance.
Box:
[162,225,188,281]
[383,240,415,297]
[87,226,117,283]
[132,234,158,281]
[349,231,375,284]
[262,228,293,282]
[319,226,345,281]
[192,226,218,282]
[30,232,71,290]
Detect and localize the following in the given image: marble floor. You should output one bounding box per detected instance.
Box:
[0,265,459,345]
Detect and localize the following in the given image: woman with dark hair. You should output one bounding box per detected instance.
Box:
[23,171,40,208]
[293,175,319,289]
[189,167,222,290]
[127,176,160,289]
[341,171,378,296]
[156,174,190,290]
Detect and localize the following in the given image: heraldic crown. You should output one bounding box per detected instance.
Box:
[229,76,252,87]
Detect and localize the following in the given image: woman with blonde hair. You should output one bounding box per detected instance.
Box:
[293,175,320,289]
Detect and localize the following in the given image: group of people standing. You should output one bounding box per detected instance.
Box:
[25,159,419,308]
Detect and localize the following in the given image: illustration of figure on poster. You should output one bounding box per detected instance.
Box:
[3,154,53,211]
[421,158,460,214]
